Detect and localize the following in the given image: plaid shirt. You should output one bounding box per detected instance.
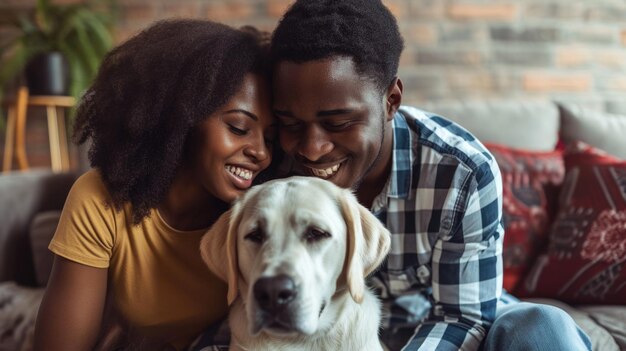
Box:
[190,106,507,351]
[370,106,505,350]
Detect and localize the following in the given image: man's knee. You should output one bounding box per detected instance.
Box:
[486,302,591,351]
[496,302,569,330]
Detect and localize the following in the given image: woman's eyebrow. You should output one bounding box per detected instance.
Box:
[223,109,258,121]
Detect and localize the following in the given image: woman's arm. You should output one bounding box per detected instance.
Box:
[34,255,108,351]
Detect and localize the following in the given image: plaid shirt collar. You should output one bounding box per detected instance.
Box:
[385,110,417,200]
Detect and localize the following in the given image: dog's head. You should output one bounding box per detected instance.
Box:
[200,176,390,337]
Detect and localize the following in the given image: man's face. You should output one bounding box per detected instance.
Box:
[272,57,394,191]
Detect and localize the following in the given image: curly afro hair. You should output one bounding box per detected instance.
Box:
[270,0,404,91]
[73,19,271,223]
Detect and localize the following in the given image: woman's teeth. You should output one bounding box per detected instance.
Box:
[226,165,252,180]
[309,164,340,178]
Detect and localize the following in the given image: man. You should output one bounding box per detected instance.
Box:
[269,0,592,350]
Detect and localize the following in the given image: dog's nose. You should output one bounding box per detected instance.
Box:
[253,274,296,312]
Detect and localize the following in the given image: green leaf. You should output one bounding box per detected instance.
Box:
[0,0,117,129]
[59,42,88,102]
[76,9,113,53]
[0,40,36,85]
[0,43,36,132]
[73,21,99,75]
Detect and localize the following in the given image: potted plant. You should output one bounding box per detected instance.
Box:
[0,0,116,112]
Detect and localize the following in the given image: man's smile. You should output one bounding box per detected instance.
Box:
[305,162,342,179]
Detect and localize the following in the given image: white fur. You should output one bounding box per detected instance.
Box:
[201,176,391,351]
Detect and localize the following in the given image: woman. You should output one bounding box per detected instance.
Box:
[34,20,276,350]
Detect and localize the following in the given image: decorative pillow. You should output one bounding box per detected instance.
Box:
[518,142,626,304]
[422,100,560,151]
[558,103,626,159]
[484,143,565,292]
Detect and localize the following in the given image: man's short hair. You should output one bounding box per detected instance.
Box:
[271,0,404,92]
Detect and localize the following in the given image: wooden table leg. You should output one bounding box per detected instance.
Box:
[56,107,70,171]
[46,106,62,172]
[14,87,30,170]
[2,105,16,172]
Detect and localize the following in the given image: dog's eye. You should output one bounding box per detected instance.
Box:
[245,229,265,244]
[304,228,331,242]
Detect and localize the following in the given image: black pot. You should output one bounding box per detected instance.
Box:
[25,51,70,96]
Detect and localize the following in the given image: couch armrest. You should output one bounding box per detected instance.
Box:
[0,169,78,286]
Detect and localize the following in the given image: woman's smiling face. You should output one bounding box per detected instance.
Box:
[192,73,276,203]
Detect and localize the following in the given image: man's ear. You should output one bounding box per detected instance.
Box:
[385,77,403,121]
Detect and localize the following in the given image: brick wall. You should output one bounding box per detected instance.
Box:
[2,0,626,170]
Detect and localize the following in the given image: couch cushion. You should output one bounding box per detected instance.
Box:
[605,99,626,115]
[420,100,560,151]
[577,305,626,350]
[558,103,626,159]
[518,142,626,304]
[29,211,62,287]
[484,143,564,292]
[0,170,78,286]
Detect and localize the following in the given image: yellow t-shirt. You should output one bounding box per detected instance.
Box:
[49,170,228,349]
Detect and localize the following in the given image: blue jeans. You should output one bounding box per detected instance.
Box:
[482,302,592,351]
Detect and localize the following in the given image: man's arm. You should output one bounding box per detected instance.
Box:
[403,160,504,351]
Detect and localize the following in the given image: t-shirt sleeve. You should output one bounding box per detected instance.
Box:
[49,170,117,268]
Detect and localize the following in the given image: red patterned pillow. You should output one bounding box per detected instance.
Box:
[485,143,565,292]
[518,142,626,304]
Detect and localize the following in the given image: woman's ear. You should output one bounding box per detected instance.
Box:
[385,77,403,120]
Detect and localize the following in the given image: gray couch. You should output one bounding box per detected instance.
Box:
[0,169,78,351]
[1,99,625,350]
[0,170,78,286]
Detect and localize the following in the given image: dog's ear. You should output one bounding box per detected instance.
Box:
[200,204,243,305]
[339,190,391,304]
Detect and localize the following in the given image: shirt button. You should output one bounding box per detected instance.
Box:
[416,265,430,283]
[441,217,452,230]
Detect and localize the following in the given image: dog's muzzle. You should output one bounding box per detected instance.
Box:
[253,274,299,332]
[253,274,297,313]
